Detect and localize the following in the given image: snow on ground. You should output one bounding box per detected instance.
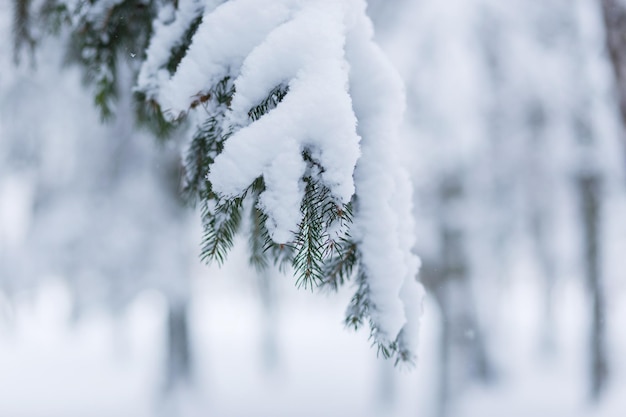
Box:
[0,238,435,417]
[1,235,626,417]
[0,280,158,417]
[455,242,626,417]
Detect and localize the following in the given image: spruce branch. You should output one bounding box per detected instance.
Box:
[248,205,293,273]
[39,0,70,35]
[291,175,352,290]
[200,196,244,265]
[345,269,370,330]
[321,238,357,291]
[134,92,179,139]
[182,116,225,203]
[188,81,285,208]
[182,77,235,204]
[248,178,293,273]
[12,0,37,64]
[43,0,155,119]
[393,330,417,366]
[248,84,289,121]
[249,205,270,272]
[93,64,117,120]
[344,267,411,365]
[166,14,203,75]
[292,178,326,289]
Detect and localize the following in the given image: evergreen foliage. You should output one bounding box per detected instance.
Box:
[134,90,179,139]
[181,76,235,203]
[55,0,155,119]
[17,0,424,364]
[345,269,402,362]
[166,13,202,75]
[292,173,352,290]
[321,238,358,291]
[247,84,288,122]
[12,0,36,63]
[247,183,293,274]
[200,193,244,266]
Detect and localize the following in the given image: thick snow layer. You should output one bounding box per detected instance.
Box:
[136,0,210,100]
[7,0,424,361]
[345,2,422,346]
[208,0,361,241]
[157,0,422,354]
[159,0,299,117]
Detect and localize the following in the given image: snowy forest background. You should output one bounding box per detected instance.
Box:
[2,0,626,416]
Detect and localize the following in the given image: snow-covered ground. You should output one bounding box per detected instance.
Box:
[0,241,434,417]
[1,239,626,417]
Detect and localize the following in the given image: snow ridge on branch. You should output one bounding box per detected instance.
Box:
[141,0,424,363]
[47,0,425,363]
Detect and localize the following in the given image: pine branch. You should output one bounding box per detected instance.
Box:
[394,329,416,366]
[291,175,352,290]
[46,0,155,119]
[39,0,69,35]
[182,77,235,204]
[134,92,179,139]
[344,267,412,365]
[248,207,293,273]
[181,116,224,203]
[292,178,326,289]
[249,204,270,272]
[247,84,289,121]
[167,14,203,74]
[200,196,243,265]
[195,80,286,234]
[12,0,37,64]
[248,178,293,273]
[345,269,369,330]
[321,238,357,291]
[374,338,398,361]
[93,64,117,120]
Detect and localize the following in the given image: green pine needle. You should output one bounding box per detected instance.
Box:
[248,84,289,121]
[200,196,244,265]
[291,177,352,290]
[167,15,203,75]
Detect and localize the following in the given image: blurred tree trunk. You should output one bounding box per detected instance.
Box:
[258,270,279,371]
[12,0,35,64]
[572,6,610,393]
[576,173,608,400]
[421,175,493,417]
[531,208,558,353]
[165,299,192,391]
[526,103,558,354]
[600,0,626,138]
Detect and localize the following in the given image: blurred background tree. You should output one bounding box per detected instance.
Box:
[371,0,625,414]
